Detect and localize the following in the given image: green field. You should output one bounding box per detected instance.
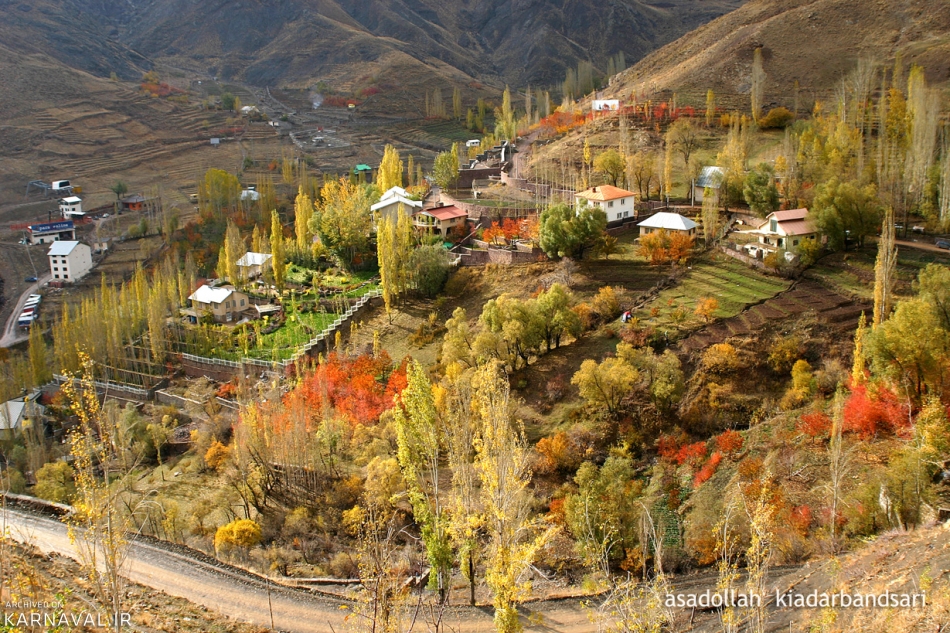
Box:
[636,255,790,332]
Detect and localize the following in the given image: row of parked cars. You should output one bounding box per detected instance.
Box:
[18,294,42,328]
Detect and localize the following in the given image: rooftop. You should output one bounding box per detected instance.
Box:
[769,208,809,222]
[61,196,82,204]
[576,185,636,201]
[236,252,272,267]
[47,240,81,256]
[417,206,468,221]
[696,166,725,189]
[189,284,237,304]
[637,212,698,231]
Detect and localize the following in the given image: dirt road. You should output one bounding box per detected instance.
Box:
[0,272,50,347]
[2,509,594,633]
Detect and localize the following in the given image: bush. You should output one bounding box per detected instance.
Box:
[204,440,231,471]
[768,335,802,373]
[214,518,262,556]
[758,107,795,129]
[33,461,75,504]
[591,286,622,322]
[701,343,741,375]
[797,411,832,439]
[797,237,823,266]
[714,430,744,457]
[843,383,909,438]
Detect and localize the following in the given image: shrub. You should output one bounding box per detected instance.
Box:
[33,462,75,504]
[768,335,802,373]
[789,505,813,536]
[545,375,567,402]
[758,107,795,129]
[797,411,832,438]
[701,343,741,375]
[714,430,744,457]
[204,440,231,471]
[693,452,723,487]
[843,383,909,438]
[694,297,718,322]
[214,519,262,555]
[572,302,595,330]
[591,286,622,322]
[535,432,578,474]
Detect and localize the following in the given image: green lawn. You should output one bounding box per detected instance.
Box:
[635,255,790,332]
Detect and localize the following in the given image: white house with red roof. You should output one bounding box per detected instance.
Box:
[574,185,637,222]
[413,204,468,237]
[755,208,817,252]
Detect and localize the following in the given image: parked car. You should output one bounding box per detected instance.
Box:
[912,225,926,234]
[936,240,950,250]
[24,276,37,282]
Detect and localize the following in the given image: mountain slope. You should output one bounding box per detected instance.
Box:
[606,0,950,105]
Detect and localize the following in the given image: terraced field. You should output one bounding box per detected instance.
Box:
[677,278,869,353]
[635,256,791,329]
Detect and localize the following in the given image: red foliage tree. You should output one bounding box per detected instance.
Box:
[482,221,505,245]
[501,218,521,241]
[297,351,405,426]
[843,383,910,439]
[798,411,832,439]
[714,430,744,457]
[693,451,723,487]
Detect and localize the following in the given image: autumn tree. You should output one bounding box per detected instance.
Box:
[433,150,459,190]
[593,149,626,187]
[198,168,241,218]
[393,360,453,602]
[873,207,898,325]
[28,323,50,386]
[495,86,517,141]
[705,89,716,127]
[378,144,404,193]
[628,151,657,200]
[294,186,314,252]
[472,362,555,633]
[668,118,700,167]
[376,205,413,320]
[571,355,639,415]
[269,210,286,291]
[694,297,719,322]
[638,229,694,265]
[812,177,882,250]
[311,177,373,270]
[453,86,463,120]
[750,48,766,122]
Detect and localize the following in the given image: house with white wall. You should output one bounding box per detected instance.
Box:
[574,185,636,222]
[48,241,93,282]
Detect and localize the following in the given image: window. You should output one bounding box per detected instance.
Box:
[240,299,245,306]
[770,219,778,232]
[793,239,799,246]
[53,267,58,272]
[63,274,68,279]
[621,198,626,205]
[54,274,59,279]
[608,201,614,208]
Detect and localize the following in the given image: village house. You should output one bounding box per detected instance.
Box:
[637,212,698,237]
[755,208,817,252]
[120,194,146,213]
[59,196,84,219]
[693,166,725,204]
[48,240,93,282]
[371,186,423,226]
[184,285,250,323]
[575,185,637,222]
[413,204,468,237]
[0,393,45,440]
[27,220,75,245]
[236,252,273,279]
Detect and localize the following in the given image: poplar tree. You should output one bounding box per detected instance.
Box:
[706,90,716,127]
[294,186,314,252]
[453,86,463,120]
[223,220,243,285]
[472,362,555,633]
[873,208,898,325]
[751,48,766,123]
[270,210,286,291]
[28,323,50,386]
[377,145,404,193]
[393,360,453,603]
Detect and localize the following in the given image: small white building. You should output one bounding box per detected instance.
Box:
[0,393,45,439]
[371,186,423,226]
[575,185,637,222]
[48,241,93,282]
[236,252,273,278]
[637,212,698,237]
[693,166,725,204]
[59,196,84,219]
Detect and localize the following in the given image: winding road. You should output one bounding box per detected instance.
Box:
[2,509,594,633]
[0,272,50,348]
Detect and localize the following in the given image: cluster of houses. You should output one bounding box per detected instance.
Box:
[372,186,469,238]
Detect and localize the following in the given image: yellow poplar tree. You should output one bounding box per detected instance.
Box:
[378,144,404,192]
[294,186,314,252]
[270,210,286,291]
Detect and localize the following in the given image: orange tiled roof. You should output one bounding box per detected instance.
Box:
[576,185,636,201]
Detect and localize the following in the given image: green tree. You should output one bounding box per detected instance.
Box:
[109,181,128,203]
[534,283,581,352]
[28,323,50,386]
[538,202,607,259]
[220,92,236,111]
[571,356,639,415]
[433,151,459,190]
[812,177,882,250]
[743,163,780,218]
[411,244,452,298]
[593,149,626,187]
[393,360,453,602]
[33,461,75,503]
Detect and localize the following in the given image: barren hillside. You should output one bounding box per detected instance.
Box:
[605,0,950,107]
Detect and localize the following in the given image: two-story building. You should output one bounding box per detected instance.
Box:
[412,204,469,237]
[755,209,817,252]
[574,185,637,222]
[185,285,250,323]
[48,241,93,282]
[371,186,423,226]
[59,196,84,219]
[27,220,75,245]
